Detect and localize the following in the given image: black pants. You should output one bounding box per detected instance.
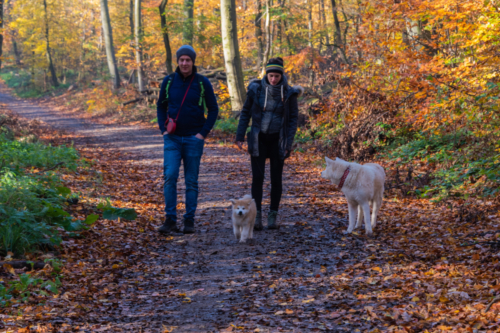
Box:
[251,133,285,212]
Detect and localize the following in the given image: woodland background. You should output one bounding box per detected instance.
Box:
[0,0,499,235]
[2,0,500,330]
[1,0,499,200]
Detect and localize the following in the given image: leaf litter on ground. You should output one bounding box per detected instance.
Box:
[1,112,500,332]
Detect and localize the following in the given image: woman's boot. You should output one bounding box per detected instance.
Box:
[267,210,278,229]
[254,210,263,231]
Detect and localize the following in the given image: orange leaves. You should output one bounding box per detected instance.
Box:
[284,47,326,74]
[321,0,500,141]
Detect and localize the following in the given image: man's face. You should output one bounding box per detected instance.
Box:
[267,73,282,86]
[178,55,193,76]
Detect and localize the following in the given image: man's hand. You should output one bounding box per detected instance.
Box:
[195,133,205,140]
[236,141,243,150]
[163,131,167,136]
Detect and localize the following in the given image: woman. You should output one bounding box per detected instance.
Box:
[235,57,303,230]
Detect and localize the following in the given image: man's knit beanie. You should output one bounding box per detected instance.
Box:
[265,57,284,75]
[176,45,196,63]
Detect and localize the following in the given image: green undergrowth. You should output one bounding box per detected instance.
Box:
[0,259,63,307]
[0,134,98,256]
[213,117,239,135]
[293,118,500,200]
[378,127,500,200]
[0,67,72,98]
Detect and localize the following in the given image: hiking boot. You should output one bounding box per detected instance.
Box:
[267,210,279,229]
[254,210,263,231]
[183,218,195,234]
[158,217,179,234]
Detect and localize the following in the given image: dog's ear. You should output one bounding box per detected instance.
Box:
[325,156,333,165]
[229,199,235,205]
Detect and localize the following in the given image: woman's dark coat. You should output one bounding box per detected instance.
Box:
[235,79,303,160]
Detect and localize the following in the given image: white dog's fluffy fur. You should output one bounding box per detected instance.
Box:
[321,157,385,236]
[230,195,257,243]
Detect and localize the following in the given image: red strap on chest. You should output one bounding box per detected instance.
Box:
[174,74,196,121]
[338,167,350,189]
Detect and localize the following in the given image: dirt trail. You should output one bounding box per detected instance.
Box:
[1,85,366,332]
[7,86,499,333]
[0,84,163,164]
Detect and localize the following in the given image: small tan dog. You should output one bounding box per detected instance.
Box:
[321,157,385,236]
[230,195,257,243]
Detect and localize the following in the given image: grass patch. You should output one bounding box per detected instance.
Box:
[0,133,97,256]
[0,67,71,98]
[214,117,239,135]
[382,130,500,199]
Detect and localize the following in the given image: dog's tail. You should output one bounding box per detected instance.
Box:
[242,194,253,200]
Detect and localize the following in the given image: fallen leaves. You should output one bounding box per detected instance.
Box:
[1,113,500,332]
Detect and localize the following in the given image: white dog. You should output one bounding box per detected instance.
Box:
[230,195,257,243]
[321,157,385,236]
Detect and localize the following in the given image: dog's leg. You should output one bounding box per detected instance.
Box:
[240,225,250,243]
[233,224,241,240]
[249,216,255,239]
[371,196,382,229]
[346,202,358,233]
[355,205,364,229]
[361,202,373,236]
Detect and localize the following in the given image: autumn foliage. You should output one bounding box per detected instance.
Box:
[3,0,500,331]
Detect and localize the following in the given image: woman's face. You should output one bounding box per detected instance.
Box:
[267,73,282,86]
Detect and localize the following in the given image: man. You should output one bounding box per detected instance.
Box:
[157,45,219,234]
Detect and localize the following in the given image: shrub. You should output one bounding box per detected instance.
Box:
[214,117,239,135]
[0,133,96,256]
[384,131,500,199]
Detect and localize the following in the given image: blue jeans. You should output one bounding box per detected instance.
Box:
[163,134,205,221]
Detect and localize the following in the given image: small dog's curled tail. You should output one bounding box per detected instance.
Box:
[242,194,252,200]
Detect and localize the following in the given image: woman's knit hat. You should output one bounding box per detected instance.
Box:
[266,57,284,75]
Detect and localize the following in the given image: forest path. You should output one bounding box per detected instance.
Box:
[1,84,370,333]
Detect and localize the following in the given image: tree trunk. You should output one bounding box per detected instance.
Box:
[307,0,312,48]
[269,0,274,58]
[129,0,134,38]
[269,20,274,58]
[43,0,58,87]
[320,0,330,54]
[220,0,246,113]
[330,0,349,64]
[134,0,145,91]
[278,0,283,55]
[5,0,21,66]
[254,0,263,69]
[283,19,292,55]
[330,0,342,47]
[159,0,174,73]
[12,40,21,65]
[260,0,270,77]
[183,0,194,44]
[0,0,4,71]
[100,0,121,89]
[307,0,314,87]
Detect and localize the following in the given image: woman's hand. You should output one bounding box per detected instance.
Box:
[195,133,205,140]
[236,141,244,150]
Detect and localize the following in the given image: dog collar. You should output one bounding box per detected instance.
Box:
[338,167,350,189]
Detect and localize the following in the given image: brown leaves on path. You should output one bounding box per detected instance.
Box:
[1,123,500,332]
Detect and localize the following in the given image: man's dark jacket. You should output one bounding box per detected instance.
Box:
[235,78,303,159]
[157,66,219,137]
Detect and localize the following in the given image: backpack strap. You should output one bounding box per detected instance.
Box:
[162,73,176,104]
[198,74,207,111]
